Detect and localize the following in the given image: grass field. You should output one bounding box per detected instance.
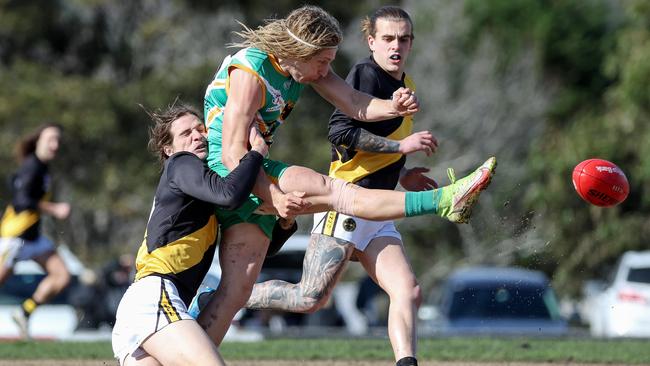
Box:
[1,337,650,364]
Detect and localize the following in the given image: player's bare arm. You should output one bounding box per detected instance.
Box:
[355,129,437,156]
[356,129,401,153]
[311,68,419,122]
[246,234,354,311]
[224,69,307,217]
[38,201,71,220]
[221,68,264,169]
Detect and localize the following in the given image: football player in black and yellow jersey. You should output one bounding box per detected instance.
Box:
[0,123,71,339]
[112,103,279,366]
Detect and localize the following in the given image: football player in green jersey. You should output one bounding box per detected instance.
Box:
[198,5,496,346]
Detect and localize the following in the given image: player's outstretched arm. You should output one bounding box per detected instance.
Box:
[329,126,437,156]
[311,68,419,122]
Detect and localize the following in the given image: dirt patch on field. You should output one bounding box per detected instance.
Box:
[0,361,640,366]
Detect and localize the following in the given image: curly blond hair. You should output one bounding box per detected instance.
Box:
[230,5,342,61]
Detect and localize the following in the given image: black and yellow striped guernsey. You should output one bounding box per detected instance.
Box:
[328,56,415,190]
[134,150,262,306]
[0,154,50,241]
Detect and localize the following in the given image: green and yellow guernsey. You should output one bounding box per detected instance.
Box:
[203,48,305,236]
[204,47,304,172]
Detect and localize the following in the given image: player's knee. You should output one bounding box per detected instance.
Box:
[328,178,359,216]
[52,269,71,290]
[403,281,421,305]
[389,280,421,307]
[300,288,332,313]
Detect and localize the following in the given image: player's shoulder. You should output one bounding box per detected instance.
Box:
[166,151,201,165]
[350,56,382,75]
[165,152,204,175]
[231,47,272,70]
[18,154,45,174]
[164,152,204,185]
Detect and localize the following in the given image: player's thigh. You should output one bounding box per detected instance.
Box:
[0,265,13,285]
[219,223,270,287]
[140,319,224,366]
[278,165,332,205]
[357,237,418,297]
[33,250,69,278]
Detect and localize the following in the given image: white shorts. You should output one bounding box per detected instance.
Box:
[311,212,401,251]
[0,235,55,267]
[111,275,194,365]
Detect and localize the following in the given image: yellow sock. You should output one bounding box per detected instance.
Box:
[21,298,38,317]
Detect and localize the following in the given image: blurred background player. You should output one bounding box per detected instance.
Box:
[0,123,72,339]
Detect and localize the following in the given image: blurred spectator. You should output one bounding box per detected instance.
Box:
[102,254,135,321]
[70,253,134,329]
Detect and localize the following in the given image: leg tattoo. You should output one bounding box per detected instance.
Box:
[246,234,354,312]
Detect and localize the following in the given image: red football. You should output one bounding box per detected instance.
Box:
[572,159,629,207]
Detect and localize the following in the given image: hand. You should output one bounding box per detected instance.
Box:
[277,215,296,230]
[399,130,438,156]
[52,202,71,220]
[248,124,268,157]
[270,190,311,218]
[392,87,419,116]
[400,167,438,191]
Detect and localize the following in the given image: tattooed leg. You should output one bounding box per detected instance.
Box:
[246,233,354,313]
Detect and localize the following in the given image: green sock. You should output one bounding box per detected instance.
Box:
[405,189,443,217]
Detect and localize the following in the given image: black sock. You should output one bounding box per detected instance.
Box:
[396,356,418,366]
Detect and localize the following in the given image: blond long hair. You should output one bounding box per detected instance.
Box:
[230,6,342,61]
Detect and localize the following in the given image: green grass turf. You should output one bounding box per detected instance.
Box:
[0,337,649,364]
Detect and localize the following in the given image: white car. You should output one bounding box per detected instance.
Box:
[589,251,650,338]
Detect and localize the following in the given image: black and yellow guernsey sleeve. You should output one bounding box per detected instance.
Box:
[167,150,263,210]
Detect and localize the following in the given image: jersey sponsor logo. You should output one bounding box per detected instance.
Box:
[342,218,356,232]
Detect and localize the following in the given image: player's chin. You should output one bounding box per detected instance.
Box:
[193,148,208,160]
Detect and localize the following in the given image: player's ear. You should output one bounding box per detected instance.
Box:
[367,35,375,52]
[164,145,174,157]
